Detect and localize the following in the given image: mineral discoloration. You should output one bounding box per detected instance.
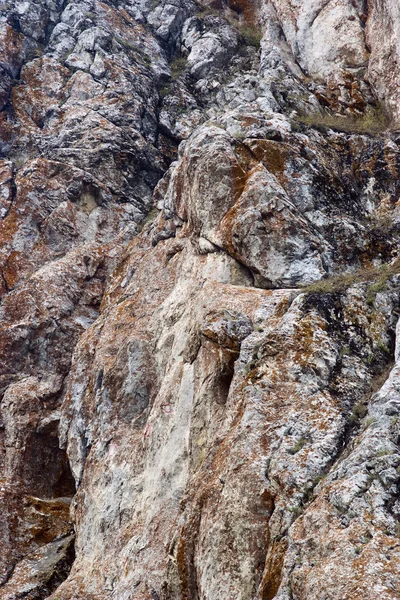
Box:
[1,0,400,599]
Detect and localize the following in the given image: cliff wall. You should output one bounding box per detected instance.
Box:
[0,1,400,599]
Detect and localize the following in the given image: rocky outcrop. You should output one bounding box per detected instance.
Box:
[1,0,400,599]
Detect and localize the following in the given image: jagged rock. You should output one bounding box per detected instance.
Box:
[1,0,400,599]
[160,122,400,288]
[0,535,75,599]
[367,0,400,121]
[267,0,369,79]
[182,15,240,80]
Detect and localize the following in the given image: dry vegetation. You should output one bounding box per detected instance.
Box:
[170,56,188,78]
[302,258,400,299]
[196,7,262,48]
[296,104,390,135]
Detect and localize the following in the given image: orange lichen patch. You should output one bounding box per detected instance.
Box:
[2,250,27,289]
[237,115,262,127]
[14,57,69,130]
[260,536,288,600]
[245,139,289,184]
[219,198,245,258]
[383,144,399,178]
[290,314,329,368]
[346,137,379,178]
[11,85,40,134]
[23,496,72,546]
[98,0,152,55]
[232,142,257,200]
[227,0,260,25]
[16,158,70,192]
[288,488,400,600]
[314,71,369,116]
[0,24,24,71]
[0,112,13,145]
[118,6,147,32]
[74,242,183,436]
[175,534,192,599]
[375,192,396,217]
[20,56,69,90]
[219,162,264,258]
[296,311,327,337]
[0,202,22,245]
[99,0,139,30]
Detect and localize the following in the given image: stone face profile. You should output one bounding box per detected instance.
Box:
[1,0,400,599]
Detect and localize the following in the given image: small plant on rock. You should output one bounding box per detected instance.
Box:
[376,340,391,355]
[296,104,389,135]
[349,401,368,423]
[363,416,377,429]
[239,24,262,49]
[170,56,188,79]
[288,505,303,519]
[295,103,389,135]
[288,437,308,455]
[159,84,171,99]
[303,257,400,296]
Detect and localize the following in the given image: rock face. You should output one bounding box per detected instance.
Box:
[1,0,400,599]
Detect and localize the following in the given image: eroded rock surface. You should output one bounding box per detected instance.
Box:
[1,0,400,599]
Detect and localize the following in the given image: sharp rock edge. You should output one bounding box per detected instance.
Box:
[1,0,400,599]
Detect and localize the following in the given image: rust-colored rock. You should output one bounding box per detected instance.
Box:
[1,1,400,599]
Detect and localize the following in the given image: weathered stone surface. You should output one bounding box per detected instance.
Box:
[1,0,400,599]
[367,0,400,121]
[0,535,75,600]
[161,123,400,288]
[267,0,368,79]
